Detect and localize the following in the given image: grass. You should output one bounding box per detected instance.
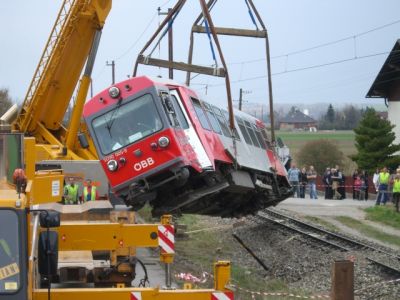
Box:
[276,130,357,174]
[335,216,400,247]
[304,216,340,232]
[277,130,356,155]
[365,206,400,230]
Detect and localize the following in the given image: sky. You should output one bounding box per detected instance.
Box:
[0,0,399,113]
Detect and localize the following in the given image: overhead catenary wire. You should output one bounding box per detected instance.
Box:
[228,18,400,65]
[195,50,396,88]
[114,12,158,61]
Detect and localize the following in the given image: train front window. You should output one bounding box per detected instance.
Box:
[0,210,20,293]
[92,94,163,155]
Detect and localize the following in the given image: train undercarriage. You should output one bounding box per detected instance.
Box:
[121,163,292,218]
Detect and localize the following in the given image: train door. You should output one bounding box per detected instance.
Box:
[169,90,213,169]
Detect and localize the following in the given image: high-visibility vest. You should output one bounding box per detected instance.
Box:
[379,172,390,185]
[65,185,79,203]
[393,179,400,193]
[83,186,96,201]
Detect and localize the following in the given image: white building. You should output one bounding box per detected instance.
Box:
[367,39,400,145]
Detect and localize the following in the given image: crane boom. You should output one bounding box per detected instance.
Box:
[13,0,111,159]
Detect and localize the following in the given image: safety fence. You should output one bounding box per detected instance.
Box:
[174,271,400,299]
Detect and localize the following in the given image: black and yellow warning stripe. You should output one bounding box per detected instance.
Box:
[0,263,19,280]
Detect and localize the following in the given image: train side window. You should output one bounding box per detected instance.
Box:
[261,128,271,147]
[236,117,252,145]
[212,106,231,137]
[161,92,179,128]
[203,102,222,135]
[170,94,189,129]
[222,110,240,140]
[254,125,266,149]
[191,98,212,131]
[244,120,261,148]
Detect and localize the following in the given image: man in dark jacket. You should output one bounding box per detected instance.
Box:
[323,168,332,199]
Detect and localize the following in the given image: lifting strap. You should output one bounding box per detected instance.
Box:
[203,17,218,67]
[244,0,259,30]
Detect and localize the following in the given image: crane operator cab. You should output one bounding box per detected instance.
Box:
[0,210,23,296]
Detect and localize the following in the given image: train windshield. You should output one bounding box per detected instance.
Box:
[0,210,21,293]
[92,94,163,155]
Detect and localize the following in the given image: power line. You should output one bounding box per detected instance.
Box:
[159,0,174,8]
[114,13,158,61]
[199,51,394,88]
[228,18,400,65]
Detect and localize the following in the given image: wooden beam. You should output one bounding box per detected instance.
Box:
[192,25,267,38]
[137,55,226,77]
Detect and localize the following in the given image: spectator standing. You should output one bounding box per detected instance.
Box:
[352,170,359,199]
[336,165,346,199]
[372,168,380,192]
[299,167,308,198]
[307,165,318,199]
[323,168,332,199]
[353,176,362,200]
[331,168,341,200]
[376,167,390,205]
[361,170,369,200]
[288,163,300,198]
[392,169,400,212]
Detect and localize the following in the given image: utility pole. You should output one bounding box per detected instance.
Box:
[239,88,243,111]
[106,60,115,84]
[238,88,251,111]
[158,7,174,79]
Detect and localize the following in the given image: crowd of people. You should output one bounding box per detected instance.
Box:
[287,163,400,212]
[373,167,400,212]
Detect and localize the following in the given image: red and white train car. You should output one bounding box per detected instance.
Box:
[83,76,291,217]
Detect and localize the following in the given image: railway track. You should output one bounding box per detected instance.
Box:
[257,208,400,277]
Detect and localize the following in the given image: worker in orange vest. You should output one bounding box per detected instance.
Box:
[83,179,98,202]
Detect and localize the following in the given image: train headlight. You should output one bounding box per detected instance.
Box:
[108,86,120,99]
[107,159,118,172]
[158,136,170,148]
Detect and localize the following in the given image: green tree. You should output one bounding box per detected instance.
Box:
[0,88,13,116]
[326,104,335,123]
[352,108,400,172]
[297,139,344,175]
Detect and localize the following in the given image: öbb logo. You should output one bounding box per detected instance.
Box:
[133,158,155,172]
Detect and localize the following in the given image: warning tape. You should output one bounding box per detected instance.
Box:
[232,285,330,299]
[354,278,400,294]
[175,272,212,284]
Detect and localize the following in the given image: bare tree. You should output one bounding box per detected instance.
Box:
[0,88,13,116]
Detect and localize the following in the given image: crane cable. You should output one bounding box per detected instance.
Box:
[148,3,184,58]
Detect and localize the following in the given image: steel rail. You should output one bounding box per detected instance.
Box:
[257,209,400,277]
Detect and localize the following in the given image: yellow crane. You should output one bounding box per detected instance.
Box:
[13,0,111,161]
[0,0,234,299]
